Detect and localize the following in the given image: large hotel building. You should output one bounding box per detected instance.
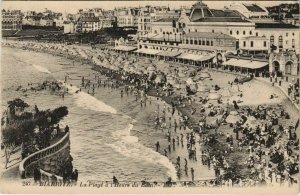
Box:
[123,1,299,76]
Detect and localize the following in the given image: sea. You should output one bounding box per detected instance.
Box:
[1,47,179,182]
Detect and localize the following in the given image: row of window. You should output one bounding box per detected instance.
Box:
[270,36,295,47]
[230,30,295,37]
[184,39,214,46]
[2,26,20,29]
[243,41,267,47]
[2,21,21,24]
[140,18,151,23]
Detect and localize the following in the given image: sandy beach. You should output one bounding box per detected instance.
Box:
[2,40,299,187]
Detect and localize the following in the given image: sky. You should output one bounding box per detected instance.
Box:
[2,1,298,14]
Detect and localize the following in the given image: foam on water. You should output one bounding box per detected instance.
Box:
[108,123,177,181]
[62,82,117,114]
[32,64,52,74]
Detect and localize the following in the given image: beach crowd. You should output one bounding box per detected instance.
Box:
[2,40,299,187]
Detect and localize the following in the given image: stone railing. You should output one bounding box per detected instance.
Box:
[19,132,70,179]
[40,169,63,182]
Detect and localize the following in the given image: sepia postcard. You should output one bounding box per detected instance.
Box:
[0,0,299,194]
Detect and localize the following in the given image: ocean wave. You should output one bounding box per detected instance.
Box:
[62,82,117,114]
[32,64,51,74]
[107,123,177,181]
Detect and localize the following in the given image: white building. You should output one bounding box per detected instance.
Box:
[239,36,269,54]
[254,23,299,54]
[63,21,75,34]
[115,8,139,27]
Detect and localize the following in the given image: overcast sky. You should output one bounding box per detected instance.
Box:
[2,1,297,13]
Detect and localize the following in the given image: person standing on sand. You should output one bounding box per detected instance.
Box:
[191,168,195,181]
[164,149,168,157]
[156,141,160,152]
[172,138,176,150]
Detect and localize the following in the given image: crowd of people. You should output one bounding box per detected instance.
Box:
[4,40,299,187]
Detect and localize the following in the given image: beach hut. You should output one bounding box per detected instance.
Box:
[178,72,186,78]
[189,83,198,93]
[226,111,242,124]
[208,89,221,100]
[199,71,211,79]
[231,83,240,92]
[147,65,156,72]
[154,74,165,84]
[186,78,195,86]
[197,81,209,92]
[221,88,232,98]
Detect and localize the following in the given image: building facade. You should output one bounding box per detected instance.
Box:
[2,9,22,30]
[115,8,139,27]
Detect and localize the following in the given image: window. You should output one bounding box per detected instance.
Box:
[286,32,288,37]
[190,40,193,44]
[250,41,254,47]
[278,35,283,48]
[207,40,210,46]
[292,32,294,36]
[286,40,288,45]
[186,40,188,44]
[211,41,213,46]
[243,41,246,47]
[264,41,267,47]
[292,39,295,48]
[270,35,274,45]
[199,39,202,45]
[256,32,258,36]
[194,40,198,44]
[230,30,232,35]
[236,31,239,35]
[212,30,214,33]
[195,29,197,32]
[243,31,245,35]
[202,40,205,45]
[249,31,252,35]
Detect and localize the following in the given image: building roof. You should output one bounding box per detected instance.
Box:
[210,9,242,17]
[243,4,266,12]
[154,17,178,22]
[255,22,299,29]
[185,32,235,39]
[79,17,99,22]
[192,17,251,23]
[189,1,213,21]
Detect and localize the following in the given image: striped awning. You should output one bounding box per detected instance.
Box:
[156,51,182,57]
[177,53,214,61]
[134,49,161,55]
[113,45,137,51]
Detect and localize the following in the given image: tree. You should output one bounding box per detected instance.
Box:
[1,117,35,168]
[1,99,69,168]
[2,125,21,168]
[7,98,29,115]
